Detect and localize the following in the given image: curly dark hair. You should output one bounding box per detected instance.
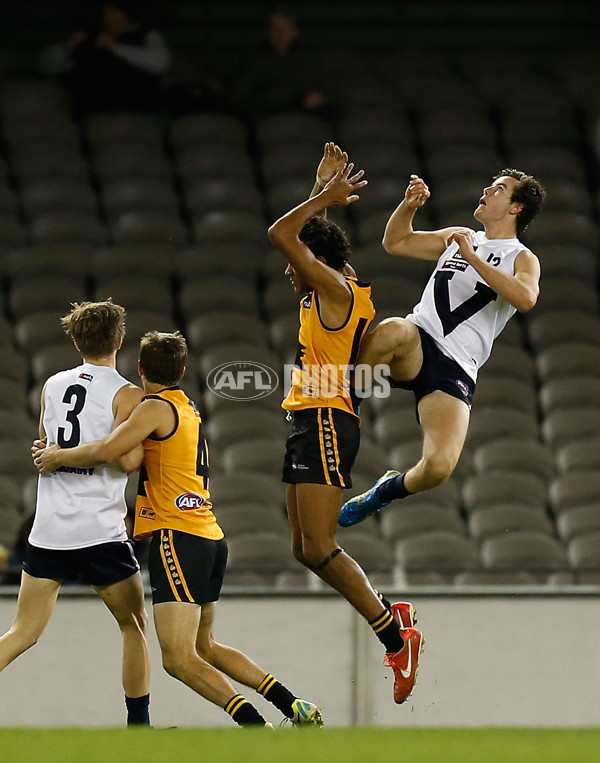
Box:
[493,168,546,236]
[299,216,352,271]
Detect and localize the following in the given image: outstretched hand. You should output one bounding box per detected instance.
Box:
[405,174,430,209]
[316,142,349,186]
[322,163,368,206]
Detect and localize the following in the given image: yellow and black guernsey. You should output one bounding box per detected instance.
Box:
[134,387,224,541]
[283,277,375,416]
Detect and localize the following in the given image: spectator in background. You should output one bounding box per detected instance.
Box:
[39,1,170,116]
[232,7,327,122]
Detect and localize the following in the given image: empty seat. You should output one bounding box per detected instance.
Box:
[395,530,480,573]
[174,243,264,280]
[5,245,92,284]
[111,211,189,246]
[0,439,40,475]
[29,210,107,246]
[536,344,600,383]
[94,149,172,184]
[0,347,28,385]
[205,408,286,452]
[186,312,266,350]
[567,532,600,572]
[226,531,296,574]
[85,112,163,148]
[170,112,247,150]
[21,177,97,218]
[480,531,568,573]
[472,439,555,481]
[462,471,547,512]
[542,408,600,449]
[468,505,555,541]
[8,275,87,319]
[94,274,173,313]
[473,376,537,416]
[466,408,539,449]
[479,345,535,384]
[30,343,82,382]
[91,245,177,279]
[0,409,37,442]
[556,439,600,474]
[534,277,598,315]
[15,311,67,354]
[539,377,600,415]
[208,471,284,508]
[0,215,28,247]
[184,178,263,217]
[102,178,180,221]
[217,504,288,538]
[192,211,266,247]
[120,311,178,346]
[557,505,600,542]
[176,145,255,185]
[180,278,259,319]
[336,532,393,573]
[549,472,600,514]
[197,343,281,381]
[263,280,303,319]
[372,408,422,449]
[526,311,600,352]
[256,113,330,149]
[380,504,466,542]
[221,438,283,478]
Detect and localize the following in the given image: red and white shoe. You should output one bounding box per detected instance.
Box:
[384,627,424,704]
[390,601,417,629]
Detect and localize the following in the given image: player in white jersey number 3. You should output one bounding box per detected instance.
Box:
[0,300,151,726]
[339,169,546,527]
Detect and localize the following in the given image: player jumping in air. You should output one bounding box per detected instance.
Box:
[339,171,545,527]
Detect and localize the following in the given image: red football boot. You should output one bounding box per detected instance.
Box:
[384,627,424,704]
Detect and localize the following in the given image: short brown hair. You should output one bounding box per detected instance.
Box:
[139,331,187,386]
[61,299,126,359]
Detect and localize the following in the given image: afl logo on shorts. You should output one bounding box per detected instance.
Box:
[175,493,205,511]
[455,378,470,397]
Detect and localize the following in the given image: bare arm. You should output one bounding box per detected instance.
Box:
[112,384,145,474]
[38,381,48,439]
[450,230,540,312]
[33,399,172,474]
[382,174,460,260]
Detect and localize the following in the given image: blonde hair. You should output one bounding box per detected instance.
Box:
[61,299,126,359]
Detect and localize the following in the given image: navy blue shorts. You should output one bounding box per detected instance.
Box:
[23,540,140,587]
[390,326,476,422]
[148,530,228,605]
[282,407,360,489]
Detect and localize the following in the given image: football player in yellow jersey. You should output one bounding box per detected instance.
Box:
[268,144,423,705]
[33,331,322,727]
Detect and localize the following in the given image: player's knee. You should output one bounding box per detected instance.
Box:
[301,538,336,570]
[421,453,456,487]
[291,539,308,566]
[10,623,41,652]
[372,317,413,353]
[161,647,185,678]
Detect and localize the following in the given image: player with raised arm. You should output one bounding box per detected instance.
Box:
[339,170,546,527]
[0,299,151,726]
[33,330,322,728]
[267,147,424,706]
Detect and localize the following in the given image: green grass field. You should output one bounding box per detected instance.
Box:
[0,728,598,763]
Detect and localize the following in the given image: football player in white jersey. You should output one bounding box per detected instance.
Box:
[339,169,545,527]
[0,300,151,726]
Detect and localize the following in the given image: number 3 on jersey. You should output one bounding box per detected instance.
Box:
[433,271,497,336]
[57,384,87,448]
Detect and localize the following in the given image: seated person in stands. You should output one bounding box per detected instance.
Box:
[39,0,170,115]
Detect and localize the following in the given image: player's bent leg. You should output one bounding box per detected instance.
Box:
[95,571,150,700]
[359,317,422,381]
[195,602,323,726]
[285,483,308,566]
[0,572,60,671]
[404,390,470,494]
[154,601,268,725]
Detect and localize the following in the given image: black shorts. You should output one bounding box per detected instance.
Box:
[23,540,139,587]
[389,326,476,422]
[282,407,360,488]
[148,529,228,605]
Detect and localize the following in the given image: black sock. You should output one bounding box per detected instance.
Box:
[377,472,411,503]
[225,694,267,726]
[125,694,150,726]
[257,673,296,719]
[374,589,392,612]
[369,609,405,653]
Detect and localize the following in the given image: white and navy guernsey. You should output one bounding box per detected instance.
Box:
[30,364,131,550]
[406,230,526,381]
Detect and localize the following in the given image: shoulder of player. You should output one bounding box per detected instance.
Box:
[515,247,540,270]
[115,383,145,405]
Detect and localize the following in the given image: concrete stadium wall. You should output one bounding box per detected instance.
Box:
[0,591,598,728]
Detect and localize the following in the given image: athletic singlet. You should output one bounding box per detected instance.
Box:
[282,277,375,416]
[134,387,223,541]
[30,363,130,550]
[406,230,527,381]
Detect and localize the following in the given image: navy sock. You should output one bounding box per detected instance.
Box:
[377,473,411,503]
[225,694,267,726]
[126,694,150,726]
[369,609,405,653]
[257,673,296,719]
